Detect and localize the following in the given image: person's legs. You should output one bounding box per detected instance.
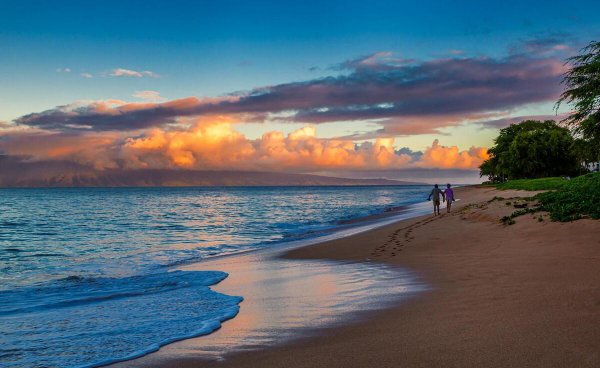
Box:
[447,201,452,213]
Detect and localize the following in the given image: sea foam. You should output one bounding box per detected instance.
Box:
[0,270,242,368]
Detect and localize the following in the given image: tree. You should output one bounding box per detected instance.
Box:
[480,120,579,181]
[556,40,600,161]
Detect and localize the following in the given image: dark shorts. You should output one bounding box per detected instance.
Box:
[433,199,440,206]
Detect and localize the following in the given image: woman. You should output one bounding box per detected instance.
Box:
[443,184,455,213]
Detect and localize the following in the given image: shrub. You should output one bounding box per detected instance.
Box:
[536,172,600,221]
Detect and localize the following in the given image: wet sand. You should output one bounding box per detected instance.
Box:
[121,185,600,367]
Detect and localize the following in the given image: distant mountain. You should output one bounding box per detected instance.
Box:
[0,157,423,187]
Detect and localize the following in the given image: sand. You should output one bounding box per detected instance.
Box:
[130,185,600,367]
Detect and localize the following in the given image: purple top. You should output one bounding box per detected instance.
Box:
[444,188,454,201]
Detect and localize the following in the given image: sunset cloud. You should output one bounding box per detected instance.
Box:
[132,90,165,102]
[14,97,237,131]
[476,113,570,129]
[16,50,565,135]
[7,44,569,176]
[516,33,574,55]
[109,68,159,78]
[419,139,489,169]
[0,120,487,172]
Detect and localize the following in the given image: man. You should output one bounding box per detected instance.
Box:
[428,184,445,215]
[443,183,455,213]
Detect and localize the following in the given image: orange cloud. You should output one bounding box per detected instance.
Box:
[419,139,489,169]
[118,120,414,171]
[0,118,488,172]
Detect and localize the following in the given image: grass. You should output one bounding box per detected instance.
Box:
[536,172,600,221]
[493,173,600,222]
[495,177,568,191]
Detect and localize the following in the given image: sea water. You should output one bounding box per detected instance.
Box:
[0,186,429,368]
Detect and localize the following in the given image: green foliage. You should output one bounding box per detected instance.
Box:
[479,120,579,181]
[511,208,537,217]
[536,172,600,221]
[496,177,568,191]
[500,207,538,225]
[487,196,505,203]
[557,41,600,140]
[572,136,600,169]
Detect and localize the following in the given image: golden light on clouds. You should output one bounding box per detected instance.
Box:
[1,115,488,172]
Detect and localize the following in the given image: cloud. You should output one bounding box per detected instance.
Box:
[118,122,416,171]
[17,47,566,134]
[0,120,487,172]
[14,97,237,131]
[418,139,489,169]
[109,68,159,78]
[80,73,94,78]
[56,68,71,73]
[395,147,423,161]
[336,51,416,71]
[132,90,165,102]
[0,130,122,170]
[476,113,570,129]
[511,33,575,56]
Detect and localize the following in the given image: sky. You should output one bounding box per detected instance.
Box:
[1,0,599,183]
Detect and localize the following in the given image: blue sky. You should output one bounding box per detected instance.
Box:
[2,0,597,114]
[0,0,598,179]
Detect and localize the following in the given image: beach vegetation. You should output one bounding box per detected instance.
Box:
[495,176,569,191]
[500,207,539,225]
[487,196,505,203]
[496,177,568,191]
[495,173,600,222]
[496,176,569,191]
[479,120,580,182]
[537,172,600,221]
[556,40,600,163]
[500,215,515,225]
[484,42,600,183]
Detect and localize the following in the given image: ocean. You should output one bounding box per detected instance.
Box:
[0,185,430,368]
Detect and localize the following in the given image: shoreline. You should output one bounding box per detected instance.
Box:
[116,185,600,367]
[112,197,433,368]
[161,196,432,271]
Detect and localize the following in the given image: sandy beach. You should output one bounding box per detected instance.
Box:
[119,185,600,368]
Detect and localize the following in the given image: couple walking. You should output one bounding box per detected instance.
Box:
[428,184,455,215]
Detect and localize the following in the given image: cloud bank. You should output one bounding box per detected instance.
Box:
[17,50,565,136]
[7,40,574,177]
[0,120,488,172]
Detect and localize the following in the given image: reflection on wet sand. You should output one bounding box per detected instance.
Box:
[115,243,425,367]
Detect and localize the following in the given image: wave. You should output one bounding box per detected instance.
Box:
[0,185,430,367]
[0,270,243,368]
